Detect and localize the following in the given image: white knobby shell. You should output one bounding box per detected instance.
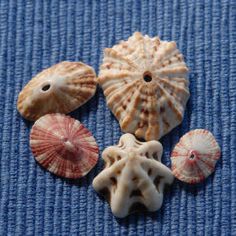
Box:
[93,133,174,218]
[98,32,190,141]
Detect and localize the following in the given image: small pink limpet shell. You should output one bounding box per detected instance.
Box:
[171,129,221,184]
[30,113,99,179]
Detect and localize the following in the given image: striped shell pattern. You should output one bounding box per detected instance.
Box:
[18,61,97,121]
[171,129,221,184]
[98,32,190,141]
[30,113,99,179]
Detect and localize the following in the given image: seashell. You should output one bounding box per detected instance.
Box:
[98,32,190,141]
[30,113,99,179]
[93,133,174,218]
[171,129,221,184]
[17,61,97,121]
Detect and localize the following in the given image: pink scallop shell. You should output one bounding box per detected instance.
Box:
[171,129,221,184]
[30,113,99,179]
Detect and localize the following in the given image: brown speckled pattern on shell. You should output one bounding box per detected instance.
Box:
[17,61,97,121]
[98,32,190,141]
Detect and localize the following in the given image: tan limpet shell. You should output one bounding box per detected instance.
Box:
[92,133,174,218]
[98,32,190,141]
[17,61,97,121]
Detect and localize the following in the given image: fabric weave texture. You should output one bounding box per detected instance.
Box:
[0,0,235,235]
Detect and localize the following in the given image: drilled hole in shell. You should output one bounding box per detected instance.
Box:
[143,72,152,82]
[189,153,195,159]
[41,84,51,92]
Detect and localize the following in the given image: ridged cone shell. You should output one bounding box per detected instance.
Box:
[171,129,221,184]
[17,61,97,121]
[98,32,190,141]
[30,113,99,179]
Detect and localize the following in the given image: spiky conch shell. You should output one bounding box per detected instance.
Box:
[98,32,190,141]
[30,113,99,179]
[171,129,221,184]
[17,61,97,121]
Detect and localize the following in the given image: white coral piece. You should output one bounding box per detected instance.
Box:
[93,133,174,218]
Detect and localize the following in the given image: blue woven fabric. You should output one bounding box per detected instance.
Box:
[0,0,235,235]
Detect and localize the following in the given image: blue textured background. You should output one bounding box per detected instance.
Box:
[0,0,235,235]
